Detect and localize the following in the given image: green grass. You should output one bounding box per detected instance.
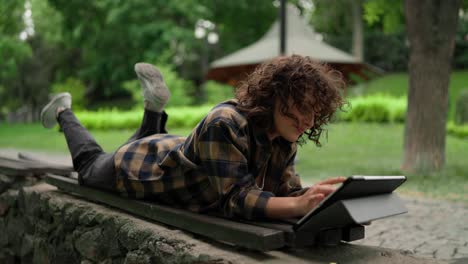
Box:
[1,122,467,202]
[0,123,192,154]
[348,70,468,120]
[295,123,468,202]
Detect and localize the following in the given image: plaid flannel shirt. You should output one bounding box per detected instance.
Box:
[114,100,305,220]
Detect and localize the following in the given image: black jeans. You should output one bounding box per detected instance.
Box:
[57,109,167,191]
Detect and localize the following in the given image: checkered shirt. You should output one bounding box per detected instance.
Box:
[114,100,305,220]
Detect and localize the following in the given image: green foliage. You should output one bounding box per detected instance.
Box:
[203,81,235,104]
[455,89,468,125]
[339,95,406,123]
[75,105,213,130]
[0,0,26,35]
[123,64,195,108]
[454,11,468,69]
[30,0,64,44]
[165,105,213,128]
[201,0,277,55]
[364,30,409,72]
[310,0,408,72]
[447,122,468,138]
[39,0,278,102]
[348,71,468,121]
[0,0,67,119]
[75,109,141,130]
[0,0,33,109]
[47,0,209,98]
[0,37,32,86]
[52,78,87,110]
[363,0,405,33]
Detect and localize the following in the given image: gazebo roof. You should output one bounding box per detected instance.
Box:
[211,5,359,68]
[206,5,381,86]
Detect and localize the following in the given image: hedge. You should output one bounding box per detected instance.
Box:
[74,95,468,139]
[75,105,212,131]
[338,95,407,123]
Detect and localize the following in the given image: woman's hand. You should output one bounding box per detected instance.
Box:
[294,177,346,216]
[265,176,346,219]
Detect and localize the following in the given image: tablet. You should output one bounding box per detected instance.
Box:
[294,175,406,229]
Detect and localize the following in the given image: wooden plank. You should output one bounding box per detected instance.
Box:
[18,152,73,171]
[0,155,73,176]
[45,174,286,251]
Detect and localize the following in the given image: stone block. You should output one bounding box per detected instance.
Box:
[78,210,99,226]
[51,234,80,264]
[74,227,105,261]
[0,218,8,247]
[0,249,16,264]
[118,222,153,251]
[20,234,34,257]
[101,219,122,257]
[124,251,151,264]
[33,238,49,264]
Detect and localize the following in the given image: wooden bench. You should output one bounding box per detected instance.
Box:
[1,152,407,251]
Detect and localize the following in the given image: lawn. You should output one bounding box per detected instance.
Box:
[1,122,467,202]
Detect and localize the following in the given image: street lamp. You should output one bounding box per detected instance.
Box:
[194,19,219,102]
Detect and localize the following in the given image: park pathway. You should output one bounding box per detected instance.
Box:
[353,196,468,261]
[1,148,467,262]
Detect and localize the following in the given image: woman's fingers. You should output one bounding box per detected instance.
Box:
[309,193,325,208]
[307,184,336,197]
[316,176,346,186]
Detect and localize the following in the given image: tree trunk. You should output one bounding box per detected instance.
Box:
[351,0,364,62]
[402,0,460,172]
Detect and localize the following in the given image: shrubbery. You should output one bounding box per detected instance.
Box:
[52,78,87,110]
[338,95,406,123]
[74,94,468,139]
[203,81,235,105]
[447,122,468,139]
[76,105,213,131]
[455,89,468,125]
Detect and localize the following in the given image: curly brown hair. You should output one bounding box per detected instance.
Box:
[236,55,346,146]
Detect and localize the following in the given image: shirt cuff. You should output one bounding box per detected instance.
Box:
[240,189,275,220]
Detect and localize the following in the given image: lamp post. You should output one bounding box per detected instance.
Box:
[194,19,219,103]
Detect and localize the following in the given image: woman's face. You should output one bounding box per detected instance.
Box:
[269,98,315,142]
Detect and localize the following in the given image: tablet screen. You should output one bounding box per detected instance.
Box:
[294,175,406,228]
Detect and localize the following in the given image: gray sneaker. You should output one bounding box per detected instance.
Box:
[134,63,170,112]
[40,92,72,128]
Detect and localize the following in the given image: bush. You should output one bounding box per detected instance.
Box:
[338,95,407,123]
[52,78,87,110]
[447,122,468,139]
[455,89,468,125]
[75,105,213,130]
[203,81,235,105]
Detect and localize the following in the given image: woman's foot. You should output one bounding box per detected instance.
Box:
[134,63,170,112]
[40,92,72,128]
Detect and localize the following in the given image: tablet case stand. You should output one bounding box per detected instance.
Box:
[268,193,408,247]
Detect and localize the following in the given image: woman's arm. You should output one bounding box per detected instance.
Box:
[265,177,346,219]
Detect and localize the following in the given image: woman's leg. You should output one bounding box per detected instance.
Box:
[57,109,116,191]
[125,110,168,144]
[41,93,116,191]
[125,63,170,143]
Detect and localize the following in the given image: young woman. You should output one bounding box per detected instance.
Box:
[41,55,346,220]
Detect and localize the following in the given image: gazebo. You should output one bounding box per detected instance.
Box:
[205,5,381,86]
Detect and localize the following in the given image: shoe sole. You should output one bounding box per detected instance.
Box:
[135,63,162,80]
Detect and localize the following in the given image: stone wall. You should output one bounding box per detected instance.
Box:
[0,174,446,264]
[0,179,223,263]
